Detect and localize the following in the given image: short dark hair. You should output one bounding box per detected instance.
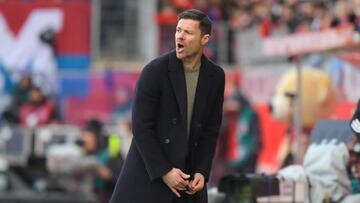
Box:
[351,99,360,141]
[178,9,212,35]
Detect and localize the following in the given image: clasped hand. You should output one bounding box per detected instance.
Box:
[162,168,205,198]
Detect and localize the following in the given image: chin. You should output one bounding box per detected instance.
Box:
[176,53,185,59]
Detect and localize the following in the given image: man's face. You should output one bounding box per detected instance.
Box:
[175,19,209,60]
[82,130,97,153]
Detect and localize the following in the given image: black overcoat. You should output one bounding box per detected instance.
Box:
[110,50,225,203]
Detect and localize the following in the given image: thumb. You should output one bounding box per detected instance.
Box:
[191,176,200,188]
[179,171,190,180]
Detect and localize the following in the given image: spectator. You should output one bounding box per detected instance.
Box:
[331,0,357,29]
[310,2,332,31]
[3,74,34,124]
[253,2,276,38]
[81,119,123,203]
[229,7,253,30]
[281,4,301,33]
[19,87,59,127]
[206,0,224,22]
[223,73,262,174]
[211,71,262,187]
[351,0,360,31]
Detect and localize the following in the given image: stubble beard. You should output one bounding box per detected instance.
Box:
[177,49,199,63]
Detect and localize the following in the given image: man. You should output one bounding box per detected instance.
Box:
[110,9,225,203]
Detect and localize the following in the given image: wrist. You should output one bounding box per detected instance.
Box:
[161,168,173,180]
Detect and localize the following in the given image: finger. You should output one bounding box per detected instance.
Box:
[179,171,190,180]
[175,183,188,190]
[177,178,189,188]
[185,189,196,195]
[171,187,181,198]
[191,177,200,188]
[193,182,204,192]
[174,185,187,191]
[192,178,204,192]
[174,182,188,191]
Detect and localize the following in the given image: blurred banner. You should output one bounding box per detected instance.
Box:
[263,26,357,57]
[64,70,139,125]
[0,1,91,95]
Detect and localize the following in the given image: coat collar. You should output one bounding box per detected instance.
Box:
[168,50,215,130]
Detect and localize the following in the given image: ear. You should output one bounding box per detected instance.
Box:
[201,34,210,46]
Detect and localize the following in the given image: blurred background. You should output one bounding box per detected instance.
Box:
[1,0,360,202]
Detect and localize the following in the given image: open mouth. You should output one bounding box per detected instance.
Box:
[177,43,185,52]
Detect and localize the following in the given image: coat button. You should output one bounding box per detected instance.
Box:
[194,142,198,147]
[164,138,170,144]
[197,123,202,128]
[172,118,177,125]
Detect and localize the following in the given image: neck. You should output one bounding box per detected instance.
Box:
[182,51,202,70]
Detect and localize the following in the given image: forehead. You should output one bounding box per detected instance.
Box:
[83,130,96,137]
[176,19,201,31]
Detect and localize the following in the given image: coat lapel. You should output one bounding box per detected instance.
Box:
[168,51,187,123]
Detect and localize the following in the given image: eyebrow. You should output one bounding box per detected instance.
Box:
[176,26,194,34]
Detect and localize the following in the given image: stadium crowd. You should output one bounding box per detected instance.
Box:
[158,0,360,36]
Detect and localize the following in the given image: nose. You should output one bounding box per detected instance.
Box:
[176,31,184,40]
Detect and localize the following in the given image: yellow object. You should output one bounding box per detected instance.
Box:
[108,134,121,158]
[324,192,330,203]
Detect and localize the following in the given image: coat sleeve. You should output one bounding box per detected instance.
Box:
[194,69,225,180]
[132,65,172,181]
